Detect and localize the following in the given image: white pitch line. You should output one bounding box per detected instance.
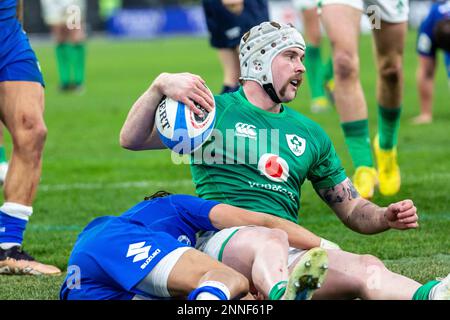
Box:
[39,179,194,192]
[38,172,450,192]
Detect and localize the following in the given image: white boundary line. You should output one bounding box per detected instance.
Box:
[38,172,450,192]
[39,179,194,192]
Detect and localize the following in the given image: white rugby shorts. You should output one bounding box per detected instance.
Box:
[318,0,409,23]
[40,0,87,25]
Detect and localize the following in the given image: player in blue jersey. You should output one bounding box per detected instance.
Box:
[413,0,450,124]
[60,191,330,300]
[202,0,269,94]
[0,0,60,275]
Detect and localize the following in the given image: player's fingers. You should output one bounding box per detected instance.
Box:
[399,199,414,210]
[193,86,214,111]
[194,84,214,111]
[397,206,417,219]
[399,215,418,224]
[405,222,419,229]
[189,92,210,115]
[181,97,202,116]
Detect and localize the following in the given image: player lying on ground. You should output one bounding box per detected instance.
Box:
[120,22,450,300]
[60,191,330,300]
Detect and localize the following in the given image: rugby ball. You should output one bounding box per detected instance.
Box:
[155,92,216,155]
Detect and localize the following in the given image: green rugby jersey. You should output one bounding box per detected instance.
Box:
[190,87,346,222]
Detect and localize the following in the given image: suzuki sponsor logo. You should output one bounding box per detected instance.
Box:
[126,242,161,270]
[258,153,290,182]
[286,134,306,157]
[140,248,161,270]
[126,241,151,263]
[235,122,257,139]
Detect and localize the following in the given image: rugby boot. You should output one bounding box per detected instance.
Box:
[374,135,401,196]
[0,246,61,275]
[284,247,329,300]
[353,166,377,199]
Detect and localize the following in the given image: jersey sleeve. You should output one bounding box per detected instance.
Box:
[417,4,439,58]
[171,195,221,231]
[307,126,347,190]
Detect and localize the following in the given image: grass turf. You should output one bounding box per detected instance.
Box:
[0,30,449,299]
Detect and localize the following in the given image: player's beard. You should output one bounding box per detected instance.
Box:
[279,77,302,102]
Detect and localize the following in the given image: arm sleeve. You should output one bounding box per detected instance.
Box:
[307,126,347,190]
[171,195,221,231]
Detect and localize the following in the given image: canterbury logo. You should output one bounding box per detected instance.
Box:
[235,122,257,139]
[126,242,151,263]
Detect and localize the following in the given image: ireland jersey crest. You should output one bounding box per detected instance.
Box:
[286,134,306,157]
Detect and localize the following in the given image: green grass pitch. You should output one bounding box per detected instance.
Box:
[0,31,449,299]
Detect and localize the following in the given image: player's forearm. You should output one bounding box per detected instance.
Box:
[119,77,166,150]
[319,178,389,234]
[210,204,321,249]
[343,198,390,234]
[264,215,321,249]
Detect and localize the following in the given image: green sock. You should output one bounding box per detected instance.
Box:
[56,43,71,86]
[71,43,86,85]
[305,45,326,99]
[268,280,287,300]
[323,56,334,83]
[412,280,440,300]
[0,146,6,163]
[378,105,401,150]
[341,119,374,168]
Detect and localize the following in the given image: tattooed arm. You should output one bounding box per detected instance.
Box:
[318,178,419,234]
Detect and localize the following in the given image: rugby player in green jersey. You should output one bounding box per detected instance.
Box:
[120,22,449,300]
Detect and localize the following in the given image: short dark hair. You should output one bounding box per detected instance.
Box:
[144,190,172,201]
[433,19,450,52]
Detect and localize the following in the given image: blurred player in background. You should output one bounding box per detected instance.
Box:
[40,0,87,92]
[0,0,60,275]
[292,0,334,113]
[413,0,450,125]
[120,21,450,300]
[202,0,269,94]
[60,192,329,300]
[319,0,408,198]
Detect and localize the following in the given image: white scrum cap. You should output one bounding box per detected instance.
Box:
[239,21,306,103]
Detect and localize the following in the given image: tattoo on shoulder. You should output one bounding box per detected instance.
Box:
[320,179,360,205]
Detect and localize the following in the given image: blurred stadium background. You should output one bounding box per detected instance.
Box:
[0,0,448,299]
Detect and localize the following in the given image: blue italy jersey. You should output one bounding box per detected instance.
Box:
[0,0,16,21]
[417,1,450,78]
[60,195,220,300]
[417,1,450,57]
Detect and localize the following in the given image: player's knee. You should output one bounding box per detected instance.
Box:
[252,227,289,248]
[379,60,402,85]
[360,254,386,272]
[333,51,359,81]
[266,228,289,245]
[14,117,47,151]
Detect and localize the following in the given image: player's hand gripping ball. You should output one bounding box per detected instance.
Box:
[155,87,216,155]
